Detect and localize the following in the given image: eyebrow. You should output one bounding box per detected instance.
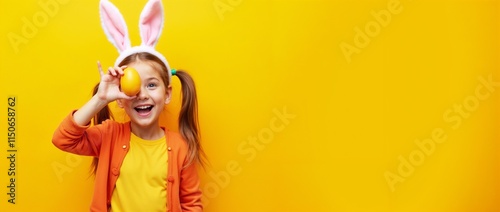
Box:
[145,77,160,81]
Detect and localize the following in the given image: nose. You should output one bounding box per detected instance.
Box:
[136,85,149,100]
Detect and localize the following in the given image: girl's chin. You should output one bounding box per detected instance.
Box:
[131,120,156,128]
[130,115,159,126]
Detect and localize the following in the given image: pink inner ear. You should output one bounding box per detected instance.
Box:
[140,0,163,47]
[100,0,129,52]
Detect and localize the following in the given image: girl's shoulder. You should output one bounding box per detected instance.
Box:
[94,119,131,135]
[98,119,127,127]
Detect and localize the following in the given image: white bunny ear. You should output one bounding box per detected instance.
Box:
[100,0,131,52]
[139,0,164,47]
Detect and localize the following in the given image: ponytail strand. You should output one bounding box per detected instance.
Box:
[175,70,207,168]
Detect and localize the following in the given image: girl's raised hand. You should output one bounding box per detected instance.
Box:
[96,61,136,103]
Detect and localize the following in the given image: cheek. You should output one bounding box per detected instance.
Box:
[155,94,167,103]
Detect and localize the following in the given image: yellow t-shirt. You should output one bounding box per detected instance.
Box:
[110,133,168,212]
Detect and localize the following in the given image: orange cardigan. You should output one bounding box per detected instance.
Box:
[52,111,203,212]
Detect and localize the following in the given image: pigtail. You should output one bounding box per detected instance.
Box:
[175,70,207,168]
[90,83,114,176]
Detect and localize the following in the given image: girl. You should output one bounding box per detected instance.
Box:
[52,0,204,211]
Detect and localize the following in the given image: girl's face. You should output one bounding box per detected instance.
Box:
[118,61,171,130]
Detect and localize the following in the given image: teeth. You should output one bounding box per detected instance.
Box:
[136,106,151,109]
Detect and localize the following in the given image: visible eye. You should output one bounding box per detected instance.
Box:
[147,83,157,88]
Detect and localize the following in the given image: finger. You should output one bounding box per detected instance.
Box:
[116,66,125,76]
[125,95,137,100]
[97,61,104,77]
[108,67,117,76]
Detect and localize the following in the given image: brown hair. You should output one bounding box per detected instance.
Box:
[91,52,206,175]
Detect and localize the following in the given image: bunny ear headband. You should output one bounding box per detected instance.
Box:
[100,0,173,81]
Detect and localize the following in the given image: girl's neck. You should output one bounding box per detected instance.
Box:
[130,123,164,140]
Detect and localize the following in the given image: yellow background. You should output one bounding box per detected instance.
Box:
[1,0,499,211]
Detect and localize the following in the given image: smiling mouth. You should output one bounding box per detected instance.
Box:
[134,105,153,115]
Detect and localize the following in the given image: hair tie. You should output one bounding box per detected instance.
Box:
[171,69,177,76]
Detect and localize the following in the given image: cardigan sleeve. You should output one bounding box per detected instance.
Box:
[52,111,105,157]
[179,161,203,211]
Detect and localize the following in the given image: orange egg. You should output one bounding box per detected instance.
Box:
[120,67,141,96]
